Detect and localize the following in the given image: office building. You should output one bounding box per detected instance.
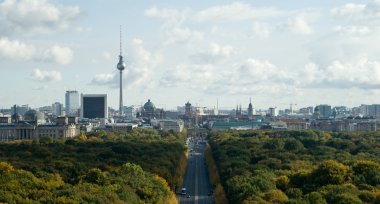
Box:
[268,107,278,117]
[81,94,108,119]
[317,104,332,118]
[52,102,63,116]
[65,91,79,116]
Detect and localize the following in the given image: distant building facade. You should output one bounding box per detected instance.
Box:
[11,105,30,116]
[0,112,80,142]
[65,91,79,116]
[138,99,165,120]
[151,119,184,133]
[81,94,108,119]
[52,102,63,116]
[316,104,332,118]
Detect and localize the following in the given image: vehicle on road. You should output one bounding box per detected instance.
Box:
[181,187,186,195]
[186,194,190,198]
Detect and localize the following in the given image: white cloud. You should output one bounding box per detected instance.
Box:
[0,37,35,60]
[190,43,234,64]
[91,38,162,90]
[297,63,324,85]
[296,58,380,89]
[144,7,186,22]
[334,25,371,35]
[0,0,81,35]
[194,2,280,22]
[0,37,73,64]
[144,7,203,45]
[236,58,293,83]
[282,15,313,35]
[91,73,115,85]
[40,45,73,65]
[324,58,380,88]
[164,26,203,44]
[161,64,215,88]
[31,68,62,82]
[161,58,296,96]
[250,22,271,38]
[331,3,367,18]
[331,1,380,22]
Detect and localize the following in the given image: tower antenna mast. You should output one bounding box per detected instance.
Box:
[117,25,126,116]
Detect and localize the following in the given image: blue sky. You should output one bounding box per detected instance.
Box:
[1,0,380,110]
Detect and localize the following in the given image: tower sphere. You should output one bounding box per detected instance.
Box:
[117,56,126,71]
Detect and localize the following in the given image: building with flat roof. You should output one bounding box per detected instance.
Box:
[81,94,108,119]
[151,119,184,133]
[52,102,63,116]
[0,116,80,142]
[65,91,79,116]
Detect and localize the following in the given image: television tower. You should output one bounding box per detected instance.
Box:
[116,26,126,116]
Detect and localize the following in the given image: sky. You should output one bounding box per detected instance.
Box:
[1,0,380,110]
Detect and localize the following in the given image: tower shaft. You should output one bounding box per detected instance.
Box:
[119,70,123,116]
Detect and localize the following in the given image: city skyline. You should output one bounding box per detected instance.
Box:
[1,0,380,110]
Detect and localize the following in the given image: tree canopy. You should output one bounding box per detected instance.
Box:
[209,130,380,204]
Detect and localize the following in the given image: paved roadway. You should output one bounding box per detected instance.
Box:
[178,138,213,204]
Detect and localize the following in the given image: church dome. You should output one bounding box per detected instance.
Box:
[24,110,45,123]
[143,99,156,111]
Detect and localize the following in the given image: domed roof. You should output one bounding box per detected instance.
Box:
[143,99,155,111]
[24,110,45,123]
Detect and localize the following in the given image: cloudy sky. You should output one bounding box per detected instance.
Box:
[1,0,380,110]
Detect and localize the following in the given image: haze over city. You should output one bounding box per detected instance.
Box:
[1,0,380,110]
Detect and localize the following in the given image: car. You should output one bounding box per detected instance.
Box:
[186,194,190,198]
[181,188,186,195]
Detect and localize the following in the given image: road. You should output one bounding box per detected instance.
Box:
[178,138,213,204]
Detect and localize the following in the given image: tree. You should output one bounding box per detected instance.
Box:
[352,160,380,186]
[312,160,350,186]
[306,192,327,204]
[264,189,288,203]
[284,139,304,151]
[82,168,107,185]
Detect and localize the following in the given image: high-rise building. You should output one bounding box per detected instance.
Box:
[368,104,380,118]
[65,91,79,116]
[185,101,192,117]
[248,98,253,117]
[80,94,108,119]
[317,104,332,118]
[116,26,126,116]
[268,107,278,117]
[52,102,63,116]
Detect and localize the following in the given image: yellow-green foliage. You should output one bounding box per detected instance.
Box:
[0,162,177,204]
[209,130,380,204]
[0,129,185,204]
[205,145,228,204]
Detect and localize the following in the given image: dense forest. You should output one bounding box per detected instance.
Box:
[209,130,380,204]
[0,129,187,203]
